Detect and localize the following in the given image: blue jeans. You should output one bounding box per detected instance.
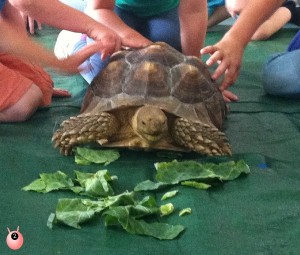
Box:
[262,31,300,98]
[71,6,181,83]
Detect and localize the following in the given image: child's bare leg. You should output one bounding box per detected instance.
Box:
[208,6,230,28]
[0,84,43,122]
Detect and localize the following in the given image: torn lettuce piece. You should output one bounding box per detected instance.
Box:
[181,181,211,190]
[160,203,175,216]
[134,160,250,192]
[179,208,192,216]
[134,180,169,191]
[155,160,250,184]
[74,170,116,198]
[55,192,136,229]
[104,206,184,240]
[55,198,102,229]
[74,147,120,165]
[22,171,74,193]
[47,213,56,229]
[74,155,92,165]
[161,190,178,201]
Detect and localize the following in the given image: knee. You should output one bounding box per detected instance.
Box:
[262,59,282,95]
[0,84,43,122]
[261,55,295,96]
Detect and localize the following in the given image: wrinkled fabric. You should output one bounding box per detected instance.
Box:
[0,53,53,111]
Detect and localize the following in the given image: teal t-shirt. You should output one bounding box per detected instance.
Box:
[115,0,179,17]
[0,0,6,11]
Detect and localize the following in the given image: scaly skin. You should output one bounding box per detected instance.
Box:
[171,117,232,156]
[52,112,119,155]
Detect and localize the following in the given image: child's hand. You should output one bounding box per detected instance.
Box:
[53,40,114,74]
[120,31,152,49]
[88,26,122,60]
[200,35,244,91]
[20,12,42,35]
[222,89,239,102]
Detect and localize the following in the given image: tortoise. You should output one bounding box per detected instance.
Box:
[52,42,231,156]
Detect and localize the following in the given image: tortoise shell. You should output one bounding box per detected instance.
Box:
[81,42,227,130]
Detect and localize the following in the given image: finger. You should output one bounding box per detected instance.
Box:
[200,45,216,56]
[211,60,229,80]
[220,66,240,90]
[21,13,27,27]
[115,37,122,51]
[121,37,151,49]
[28,17,35,34]
[205,50,224,67]
[222,89,239,102]
[100,50,109,60]
[53,88,71,98]
[223,95,231,103]
[69,42,106,73]
[37,21,42,30]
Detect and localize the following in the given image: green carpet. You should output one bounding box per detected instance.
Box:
[1,24,300,255]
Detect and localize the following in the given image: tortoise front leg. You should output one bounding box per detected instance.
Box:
[52,112,119,155]
[171,118,232,156]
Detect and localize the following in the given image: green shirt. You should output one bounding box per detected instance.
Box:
[115,0,179,17]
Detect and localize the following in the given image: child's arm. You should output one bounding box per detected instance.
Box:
[86,0,151,48]
[9,0,121,58]
[179,0,207,57]
[201,0,284,91]
[0,15,110,73]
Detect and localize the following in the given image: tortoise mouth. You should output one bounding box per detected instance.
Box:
[138,132,165,143]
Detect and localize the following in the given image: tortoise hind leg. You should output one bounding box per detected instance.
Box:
[52,112,119,155]
[171,118,232,156]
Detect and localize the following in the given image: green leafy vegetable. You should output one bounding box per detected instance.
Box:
[161,190,178,200]
[74,147,120,165]
[181,181,211,190]
[155,160,250,184]
[22,171,74,193]
[104,206,184,240]
[55,192,136,228]
[23,159,250,240]
[74,170,116,197]
[134,180,169,191]
[47,213,56,229]
[179,208,192,216]
[134,160,250,192]
[160,203,175,216]
[22,170,117,198]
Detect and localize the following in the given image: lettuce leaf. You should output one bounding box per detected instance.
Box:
[155,160,250,184]
[134,160,250,191]
[74,170,116,198]
[22,171,74,193]
[74,147,120,165]
[55,192,136,228]
[103,206,184,240]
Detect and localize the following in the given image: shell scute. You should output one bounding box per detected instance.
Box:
[82,42,227,128]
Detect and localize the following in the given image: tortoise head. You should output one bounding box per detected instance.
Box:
[131,105,168,143]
